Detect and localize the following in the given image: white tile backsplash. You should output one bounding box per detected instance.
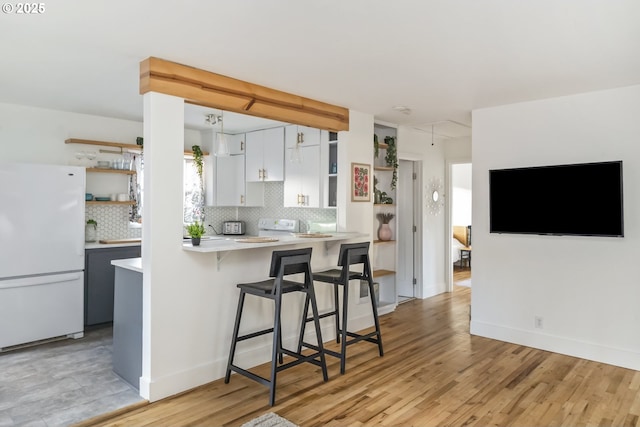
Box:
[92,182,336,239]
[85,205,141,241]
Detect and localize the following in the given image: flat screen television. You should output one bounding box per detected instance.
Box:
[489,161,623,237]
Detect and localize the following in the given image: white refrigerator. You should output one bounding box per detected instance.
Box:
[0,163,86,349]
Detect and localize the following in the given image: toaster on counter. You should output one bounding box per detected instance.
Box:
[223,221,246,235]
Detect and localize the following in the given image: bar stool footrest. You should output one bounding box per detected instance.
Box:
[300,341,342,359]
[236,327,275,342]
[277,350,326,372]
[344,330,381,346]
[227,365,270,387]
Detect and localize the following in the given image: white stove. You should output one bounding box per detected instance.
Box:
[258,218,300,236]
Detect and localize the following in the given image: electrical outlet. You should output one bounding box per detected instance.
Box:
[534,316,544,329]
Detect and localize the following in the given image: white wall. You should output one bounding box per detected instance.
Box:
[0,102,142,166]
[397,126,447,298]
[471,84,640,370]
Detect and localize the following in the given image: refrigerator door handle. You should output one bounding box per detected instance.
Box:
[0,272,83,290]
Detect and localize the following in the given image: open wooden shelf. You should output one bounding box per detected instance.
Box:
[66,138,209,156]
[373,269,395,278]
[374,203,396,207]
[373,239,396,244]
[374,166,394,171]
[377,142,389,149]
[86,201,135,206]
[86,168,136,175]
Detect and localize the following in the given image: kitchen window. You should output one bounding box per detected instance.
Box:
[128,155,205,228]
[183,157,205,224]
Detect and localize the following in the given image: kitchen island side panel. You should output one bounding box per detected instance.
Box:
[112,266,143,390]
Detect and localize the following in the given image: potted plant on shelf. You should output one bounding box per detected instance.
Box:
[376,212,395,241]
[186,221,205,246]
[85,219,97,243]
[384,136,398,190]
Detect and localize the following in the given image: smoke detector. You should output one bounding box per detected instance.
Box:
[392,105,412,115]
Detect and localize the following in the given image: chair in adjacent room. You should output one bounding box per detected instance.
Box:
[298,241,383,374]
[224,247,328,406]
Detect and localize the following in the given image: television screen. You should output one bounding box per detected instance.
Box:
[489,161,623,237]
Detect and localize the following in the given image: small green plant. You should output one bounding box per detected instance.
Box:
[376,212,395,224]
[192,145,204,179]
[186,221,205,238]
[86,219,97,227]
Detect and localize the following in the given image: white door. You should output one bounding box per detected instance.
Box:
[397,160,416,299]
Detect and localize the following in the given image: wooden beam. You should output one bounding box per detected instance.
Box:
[140,57,349,132]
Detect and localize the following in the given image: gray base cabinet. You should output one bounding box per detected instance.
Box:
[84,246,141,326]
[112,266,142,390]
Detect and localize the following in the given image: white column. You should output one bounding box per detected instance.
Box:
[140,92,185,401]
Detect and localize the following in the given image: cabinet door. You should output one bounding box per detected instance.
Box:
[284,145,320,207]
[285,125,320,149]
[84,246,141,325]
[226,133,245,155]
[216,154,245,206]
[245,130,263,182]
[298,126,320,147]
[262,127,284,181]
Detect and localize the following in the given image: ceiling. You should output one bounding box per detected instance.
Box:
[1,1,639,139]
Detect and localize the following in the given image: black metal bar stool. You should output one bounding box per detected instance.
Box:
[298,241,383,374]
[224,247,328,406]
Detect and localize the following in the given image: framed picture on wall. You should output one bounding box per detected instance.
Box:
[351,162,371,202]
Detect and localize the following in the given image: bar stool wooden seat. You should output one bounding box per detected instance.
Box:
[224,247,328,406]
[298,242,383,374]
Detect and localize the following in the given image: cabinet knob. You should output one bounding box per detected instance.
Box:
[240,141,244,151]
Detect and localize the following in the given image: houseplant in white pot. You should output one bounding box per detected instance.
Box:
[186,221,205,246]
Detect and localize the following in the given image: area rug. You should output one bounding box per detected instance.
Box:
[241,412,300,427]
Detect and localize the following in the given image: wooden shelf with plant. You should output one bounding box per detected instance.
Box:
[373,269,396,278]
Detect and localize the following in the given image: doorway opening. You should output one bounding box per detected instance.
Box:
[450,163,472,289]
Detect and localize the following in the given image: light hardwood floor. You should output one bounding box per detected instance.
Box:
[79,271,640,427]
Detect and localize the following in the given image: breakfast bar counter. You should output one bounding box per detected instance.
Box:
[182,232,367,253]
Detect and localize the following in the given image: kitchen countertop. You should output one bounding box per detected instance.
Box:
[111,257,143,273]
[86,241,142,249]
[183,232,369,253]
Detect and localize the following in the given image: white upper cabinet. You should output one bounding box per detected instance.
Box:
[285,125,320,149]
[284,125,322,208]
[215,154,245,206]
[284,145,321,207]
[245,127,284,182]
[224,133,245,155]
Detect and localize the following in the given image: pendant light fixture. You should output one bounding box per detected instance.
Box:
[216,111,230,157]
[207,112,229,157]
[290,131,303,163]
